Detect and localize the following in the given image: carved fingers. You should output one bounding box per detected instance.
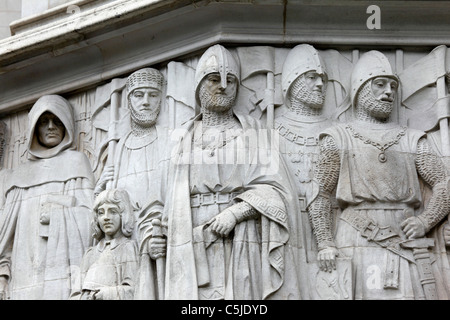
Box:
[317,247,338,273]
[209,209,237,237]
[94,165,114,193]
[400,216,426,239]
[149,236,167,260]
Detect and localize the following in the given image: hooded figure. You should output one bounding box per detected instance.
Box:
[163,44,303,300]
[0,95,95,300]
[308,51,450,300]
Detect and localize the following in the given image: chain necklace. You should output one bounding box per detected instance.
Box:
[194,120,241,157]
[345,124,407,163]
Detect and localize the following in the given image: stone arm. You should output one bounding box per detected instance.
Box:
[209,201,259,237]
[402,137,450,238]
[307,135,341,272]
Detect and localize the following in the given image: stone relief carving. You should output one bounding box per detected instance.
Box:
[70,189,138,300]
[0,95,95,299]
[307,50,450,300]
[0,43,449,300]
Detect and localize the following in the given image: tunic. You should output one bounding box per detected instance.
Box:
[109,125,171,299]
[322,121,444,299]
[70,235,139,300]
[164,111,303,300]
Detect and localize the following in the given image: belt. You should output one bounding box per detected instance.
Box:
[340,208,415,264]
[190,192,241,208]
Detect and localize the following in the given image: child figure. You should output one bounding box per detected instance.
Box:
[70,189,139,300]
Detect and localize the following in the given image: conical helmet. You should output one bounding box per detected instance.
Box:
[350,51,398,106]
[281,44,327,101]
[194,44,240,104]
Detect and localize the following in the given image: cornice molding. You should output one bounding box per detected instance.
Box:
[0,0,449,115]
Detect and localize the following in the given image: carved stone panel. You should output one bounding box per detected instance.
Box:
[0,0,449,302]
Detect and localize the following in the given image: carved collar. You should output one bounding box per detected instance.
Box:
[96,234,129,252]
[124,125,158,149]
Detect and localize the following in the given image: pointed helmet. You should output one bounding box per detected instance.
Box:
[281,44,327,101]
[350,50,399,106]
[194,44,240,104]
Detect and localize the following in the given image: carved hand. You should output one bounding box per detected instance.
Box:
[149,236,167,260]
[209,208,237,237]
[94,165,114,194]
[0,276,8,300]
[400,216,426,239]
[317,246,338,273]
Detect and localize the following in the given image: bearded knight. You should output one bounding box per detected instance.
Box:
[275,45,335,296]
[162,44,303,300]
[94,68,171,299]
[308,51,450,300]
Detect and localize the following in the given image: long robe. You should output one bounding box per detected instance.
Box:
[322,121,447,300]
[70,235,139,300]
[0,95,94,300]
[275,110,334,299]
[164,111,303,300]
[109,125,171,299]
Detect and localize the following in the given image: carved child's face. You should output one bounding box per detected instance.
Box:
[199,73,237,112]
[97,203,122,240]
[36,112,65,148]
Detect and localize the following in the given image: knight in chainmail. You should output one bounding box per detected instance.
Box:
[94,68,172,300]
[274,44,336,298]
[307,50,450,300]
[162,44,303,300]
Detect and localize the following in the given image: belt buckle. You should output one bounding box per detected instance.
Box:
[363,220,379,241]
[191,194,200,208]
[216,193,230,204]
[200,193,215,206]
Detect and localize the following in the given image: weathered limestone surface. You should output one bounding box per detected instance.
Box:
[0,0,449,300]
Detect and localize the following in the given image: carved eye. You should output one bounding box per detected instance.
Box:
[54,118,63,127]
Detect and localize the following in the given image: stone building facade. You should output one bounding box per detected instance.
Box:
[0,0,450,301]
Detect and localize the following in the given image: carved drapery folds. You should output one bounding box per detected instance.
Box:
[0,43,450,300]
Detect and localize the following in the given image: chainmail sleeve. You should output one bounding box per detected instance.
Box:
[415,137,450,232]
[308,134,341,250]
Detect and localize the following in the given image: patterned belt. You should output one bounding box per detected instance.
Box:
[190,192,241,208]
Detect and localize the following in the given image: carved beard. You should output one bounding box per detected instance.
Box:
[128,98,160,128]
[357,81,393,120]
[289,76,325,109]
[199,84,236,113]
